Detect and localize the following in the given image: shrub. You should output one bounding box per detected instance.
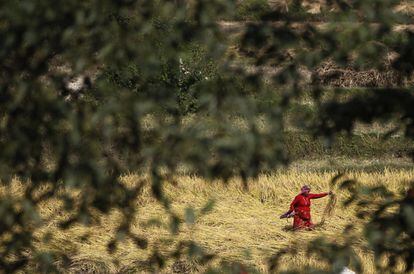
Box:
[235,0,270,20]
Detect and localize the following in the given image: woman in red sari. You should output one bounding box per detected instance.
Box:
[281,185,332,230]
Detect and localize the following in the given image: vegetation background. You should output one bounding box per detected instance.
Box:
[1,0,414,273]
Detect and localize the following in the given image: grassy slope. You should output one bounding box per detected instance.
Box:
[227,0,414,165]
[230,2,414,25]
[10,169,412,273]
[284,132,414,161]
[254,0,414,18]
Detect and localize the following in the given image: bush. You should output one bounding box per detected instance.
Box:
[99,35,219,115]
[235,0,270,20]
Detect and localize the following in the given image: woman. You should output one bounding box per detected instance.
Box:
[281,185,332,230]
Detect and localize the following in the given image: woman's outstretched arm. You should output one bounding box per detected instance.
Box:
[309,192,329,199]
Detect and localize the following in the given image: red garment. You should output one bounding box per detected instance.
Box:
[288,193,328,229]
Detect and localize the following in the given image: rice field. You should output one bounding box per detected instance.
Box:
[6,167,414,273]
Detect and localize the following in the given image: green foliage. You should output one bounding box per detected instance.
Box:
[284,132,414,160]
[235,0,270,20]
[100,42,218,115]
[1,0,414,272]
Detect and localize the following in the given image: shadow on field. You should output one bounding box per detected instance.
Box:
[119,259,198,274]
[68,258,111,274]
[281,223,328,232]
[282,225,294,232]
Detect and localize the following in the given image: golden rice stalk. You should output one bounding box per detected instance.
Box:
[320,193,337,225]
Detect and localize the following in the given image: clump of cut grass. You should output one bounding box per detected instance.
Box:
[314,60,405,88]
[68,258,112,274]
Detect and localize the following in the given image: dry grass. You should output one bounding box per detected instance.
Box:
[267,0,414,15]
[314,60,406,88]
[4,168,414,273]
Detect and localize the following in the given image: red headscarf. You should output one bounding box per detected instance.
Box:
[300,185,311,194]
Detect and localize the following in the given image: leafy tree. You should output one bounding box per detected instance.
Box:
[0,0,413,272]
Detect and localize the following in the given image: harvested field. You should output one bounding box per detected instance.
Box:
[314,61,406,88]
[229,61,411,88]
[266,0,414,15]
[223,23,414,88]
[6,168,413,273]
